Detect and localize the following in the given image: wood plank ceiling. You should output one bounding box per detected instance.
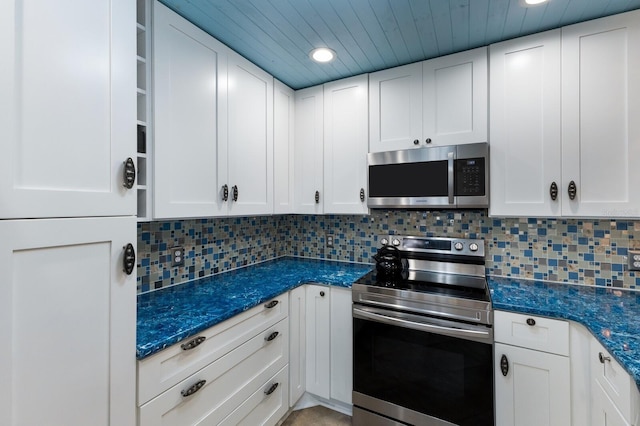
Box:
[159,0,640,89]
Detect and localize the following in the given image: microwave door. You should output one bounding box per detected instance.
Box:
[367,160,455,208]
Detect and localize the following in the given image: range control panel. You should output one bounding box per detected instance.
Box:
[379,235,485,258]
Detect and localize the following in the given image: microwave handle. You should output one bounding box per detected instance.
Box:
[448,151,455,205]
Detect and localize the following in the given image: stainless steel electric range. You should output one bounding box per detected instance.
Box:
[352,235,494,426]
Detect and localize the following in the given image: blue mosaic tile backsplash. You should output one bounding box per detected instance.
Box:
[137,210,640,293]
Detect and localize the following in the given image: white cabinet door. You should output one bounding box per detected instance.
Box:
[289,286,306,407]
[592,381,630,426]
[153,2,228,218]
[305,285,330,399]
[489,30,562,217]
[329,287,353,405]
[423,47,488,146]
[562,10,640,218]
[494,343,570,426]
[0,0,136,219]
[369,62,423,152]
[323,75,369,214]
[0,217,136,426]
[227,52,274,216]
[274,80,295,214]
[294,86,324,214]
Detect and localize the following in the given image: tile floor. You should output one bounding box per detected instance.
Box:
[280,405,351,426]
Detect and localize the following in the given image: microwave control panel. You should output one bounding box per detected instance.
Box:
[455,158,485,196]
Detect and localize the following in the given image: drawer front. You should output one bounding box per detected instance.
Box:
[590,337,632,421]
[138,296,288,404]
[219,365,290,426]
[139,318,289,426]
[494,311,569,356]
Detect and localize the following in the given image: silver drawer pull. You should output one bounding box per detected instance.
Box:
[264,300,279,309]
[599,352,611,364]
[181,379,206,397]
[264,382,279,396]
[181,336,206,351]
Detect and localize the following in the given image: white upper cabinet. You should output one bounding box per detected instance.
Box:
[369,62,423,152]
[562,10,640,218]
[489,30,562,217]
[294,86,324,214]
[0,0,136,218]
[490,10,640,218]
[274,80,295,214]
[323,75,369,214]
[423,47,488,147]
[369,48,487,153]
[226,52,274,216]
[153,1,228,219]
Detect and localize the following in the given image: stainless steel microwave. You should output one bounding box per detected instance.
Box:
[367,142,489,209]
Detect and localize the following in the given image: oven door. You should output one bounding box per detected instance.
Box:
[353,305,494,426]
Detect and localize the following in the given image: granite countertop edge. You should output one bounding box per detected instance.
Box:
[136,257,373,360]
[489,276,640,392]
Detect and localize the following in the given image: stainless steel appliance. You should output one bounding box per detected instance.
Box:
[367,142,489,209]
[352,236,493,426]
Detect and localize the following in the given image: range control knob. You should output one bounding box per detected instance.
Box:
[469,243,479,252]
[454,242,464,251]
[392,238,401,247]
[380,238,389,246]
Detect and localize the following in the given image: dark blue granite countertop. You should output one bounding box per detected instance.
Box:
[489,276,640,391]
[136,257,372,359]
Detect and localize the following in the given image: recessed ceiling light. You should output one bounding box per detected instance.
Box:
[522,0,548,5]
[310,47,336,63]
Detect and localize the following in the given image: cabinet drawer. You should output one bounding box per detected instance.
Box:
[219,365,289,426]
[138,296,287,404]
[590,338,632,421]
[139,318,289,426]
[494,311,569,355]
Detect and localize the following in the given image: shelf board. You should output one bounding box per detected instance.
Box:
[137,152,148,159]
[137,88,147,96]
[137,120,147,127]
[137,55,146,64]
[137,23,146,33]
[137,184,148,190]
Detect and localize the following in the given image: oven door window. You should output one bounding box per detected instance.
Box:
[353,317,494,426]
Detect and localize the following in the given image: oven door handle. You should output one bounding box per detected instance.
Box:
[353,306,492,343]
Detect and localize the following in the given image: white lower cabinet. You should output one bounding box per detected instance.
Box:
[305,285,331,399]
[301,285,353,406]
[330,287,353,405]
[0,217,137,426]
[590,338,640,426]
[494,311,571,426]
[289,286,307,406]
[496,311,640,426]
[494,343,571,426]
[592,381,630,426]
[137,297,289,426]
